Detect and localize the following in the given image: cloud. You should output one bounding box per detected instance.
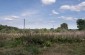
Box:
[21,10,38,17]
[41,0,56,5]
[0,10,39,21]
[58,16,77,21]
[52,10,59,15]
[49,10,59,15]
[60,1,85,11]
[48,20,56,23]
[3,15,19,21]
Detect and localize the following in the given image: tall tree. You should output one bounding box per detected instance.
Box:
[61,23,68,30]
[77,19,85,30]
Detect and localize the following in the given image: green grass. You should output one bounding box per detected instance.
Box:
[0,31,85,55]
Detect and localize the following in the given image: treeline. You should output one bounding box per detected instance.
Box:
[0,19,85,33]
[0,24,19,33]
[77,19,85,30]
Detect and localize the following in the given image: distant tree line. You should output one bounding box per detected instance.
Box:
[0,19,85,33]
[77,19,85,30]
[0,24,19,33]
[56,19,85,32]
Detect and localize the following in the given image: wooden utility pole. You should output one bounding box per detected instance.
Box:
[24,19,25,29]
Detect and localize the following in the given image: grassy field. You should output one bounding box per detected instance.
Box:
[0,31,85,55]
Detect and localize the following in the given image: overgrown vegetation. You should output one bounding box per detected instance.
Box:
[0,31,85,55]
[0,19,85,55]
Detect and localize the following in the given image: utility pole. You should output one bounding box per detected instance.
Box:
[53,24,54,32]
[53,24,54,29]
[24,19,25,29]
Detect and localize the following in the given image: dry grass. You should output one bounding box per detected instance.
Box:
[0,31,85,55]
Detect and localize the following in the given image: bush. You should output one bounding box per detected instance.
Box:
[0,41,5,47]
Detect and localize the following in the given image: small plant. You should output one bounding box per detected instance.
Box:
[43,41,52,47]
[0,41,5,47]
[25,45,41,55]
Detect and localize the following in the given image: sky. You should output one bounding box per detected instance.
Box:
[0,0,85,29]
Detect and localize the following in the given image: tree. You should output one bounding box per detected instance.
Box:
[56,23,68,32]
[77,19,85,30]
[56,27,62,32]
[61,23,68,30]
[0,24,19,33]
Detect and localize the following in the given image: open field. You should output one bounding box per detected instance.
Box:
[0,31,85,55]
[0,0,85,55]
